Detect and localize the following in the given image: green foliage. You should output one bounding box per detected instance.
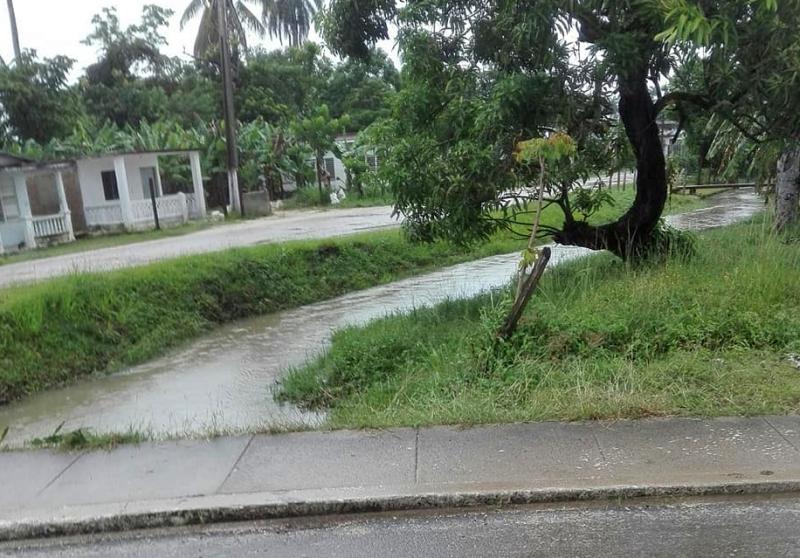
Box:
[77,5,220,129]
[280,218,800,425]
[514,133,576,165]
[237,43,331,123]
[658,0,800,184]
[321,0,676,247]
[0,51,82,143]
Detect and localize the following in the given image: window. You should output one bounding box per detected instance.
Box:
[101,170,119,201]
[324,158,336,180]
[0,177,19,222]
[366,154,378,171]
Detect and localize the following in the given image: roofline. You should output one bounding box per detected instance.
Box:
[76,148,202,161]
[0,151,36,166]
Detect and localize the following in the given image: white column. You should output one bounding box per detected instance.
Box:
[228,169,241,214]
[55,171,75,241]
[189,151,207,217]
[12,173,36,249]
[154,158,164,197]
[114,156,134,230]
[177,192,189,223]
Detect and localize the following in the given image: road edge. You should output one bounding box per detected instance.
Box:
[3,479,799,543]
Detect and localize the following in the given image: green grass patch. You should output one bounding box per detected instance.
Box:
[278,217,800,427]
[28,424,148,452]
[280,187,394,210]
[0,188,701,405]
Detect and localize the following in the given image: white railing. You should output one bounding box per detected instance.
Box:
[185,193,201,218]
[130,193,188,224]
[32,214,69,238]
[85,204,124,227]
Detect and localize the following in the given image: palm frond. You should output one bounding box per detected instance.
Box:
[180,0,208,29]
[237,3,266,36]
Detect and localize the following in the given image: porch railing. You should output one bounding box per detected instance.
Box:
[32,214,69,238]
[130,193,188,224]
[85,204,124,227]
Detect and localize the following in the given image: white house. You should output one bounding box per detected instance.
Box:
[0,153,75,255]
[0,149,207,254]
[282,133,379,195]
[76,149,206,232]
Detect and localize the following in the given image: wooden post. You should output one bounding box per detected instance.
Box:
[148,178,161,231]
[499,247,551,339]
[217,0,242,216]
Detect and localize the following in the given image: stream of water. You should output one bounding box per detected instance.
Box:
[0,190,764,447]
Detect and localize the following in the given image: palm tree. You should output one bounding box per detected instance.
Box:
[261,0,321,47]
[181,0,265,59]
[6,0,21,61]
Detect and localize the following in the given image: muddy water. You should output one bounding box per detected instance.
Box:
[0,190,763,446]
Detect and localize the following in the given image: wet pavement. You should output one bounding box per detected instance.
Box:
[0,190,764,446]
[0,206,399,289]
[1,417,800,550]
[7,495,799,557]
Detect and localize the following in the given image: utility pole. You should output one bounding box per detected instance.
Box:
[6,0,21,61]
[217,0,242,215]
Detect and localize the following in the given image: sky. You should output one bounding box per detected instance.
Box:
[0,0,398,79]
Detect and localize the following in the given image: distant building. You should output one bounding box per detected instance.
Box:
[658,120,685,158]
[0,149,207,254]
[283,133,379,194]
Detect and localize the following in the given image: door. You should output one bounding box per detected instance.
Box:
[140,167,159,199]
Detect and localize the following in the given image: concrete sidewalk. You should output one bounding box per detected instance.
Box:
[2,416,800,541]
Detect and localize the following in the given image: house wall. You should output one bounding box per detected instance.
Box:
[0,173,24,251]
[77,153,161,207]
[123,153,161,200]
[26,173,59,215]
[0,220,26,251]
[77,157,117,208]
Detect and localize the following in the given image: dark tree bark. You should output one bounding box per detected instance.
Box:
[775,142,800,232]
[554,67,667,259]
[6,0,21,61]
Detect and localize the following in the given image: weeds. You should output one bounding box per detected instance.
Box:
[279,218,800,427]
[29,423,148,451]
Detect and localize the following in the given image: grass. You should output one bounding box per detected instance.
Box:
[27,424,148,452]
[278,217,800,428]
[0,188,700,406]
[279,187,394,210]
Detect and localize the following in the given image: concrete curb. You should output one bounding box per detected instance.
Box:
[3,479,800,543]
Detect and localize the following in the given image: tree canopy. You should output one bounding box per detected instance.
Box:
[320,0,798,255]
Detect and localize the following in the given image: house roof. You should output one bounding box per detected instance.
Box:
[0,152,35,169]
[75,148,202,162]
[0,149,202,174]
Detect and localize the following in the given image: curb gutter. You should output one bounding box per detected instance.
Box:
[3,479,799,543]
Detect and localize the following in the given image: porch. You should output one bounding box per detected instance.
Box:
[0,162,75,255]
[79,150,206,232]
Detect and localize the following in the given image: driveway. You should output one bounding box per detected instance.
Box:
[0,206,398,288]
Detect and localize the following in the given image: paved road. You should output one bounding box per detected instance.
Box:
[5,496,800,557]
[0,206,397,288]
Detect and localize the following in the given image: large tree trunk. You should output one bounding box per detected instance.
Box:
[774,142,800,232]
[6,0,21,61]
[553,68,667,259]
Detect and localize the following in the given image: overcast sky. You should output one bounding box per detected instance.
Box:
[0,1,397,79]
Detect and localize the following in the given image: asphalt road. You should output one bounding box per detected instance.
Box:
[5,495,800,557]
[0,206,398,288]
